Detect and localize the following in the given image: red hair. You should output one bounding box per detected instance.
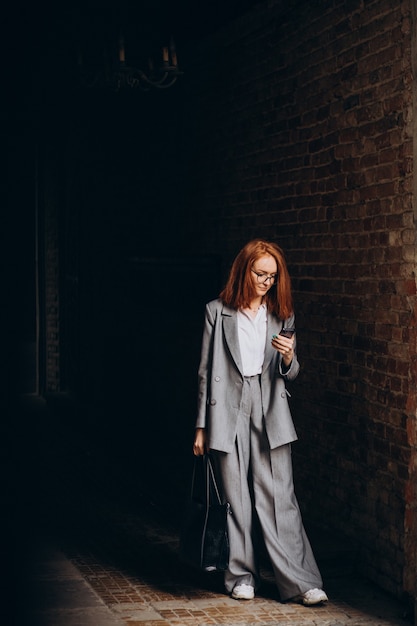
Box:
[219,240,293,319]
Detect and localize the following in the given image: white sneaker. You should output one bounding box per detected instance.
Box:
[297,588,328,605]
[231,583,255,600]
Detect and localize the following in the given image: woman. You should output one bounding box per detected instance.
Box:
[193,239,327,606]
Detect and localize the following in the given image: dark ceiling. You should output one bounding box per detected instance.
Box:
[26,0,262,56]
[12,0,260,91]
[7,0,261,112]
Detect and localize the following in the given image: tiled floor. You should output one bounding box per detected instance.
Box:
[59,490,412,626]
[23,499,412,626]
[15,398,415,626]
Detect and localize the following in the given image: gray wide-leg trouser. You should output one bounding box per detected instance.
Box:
[212,375,323,601]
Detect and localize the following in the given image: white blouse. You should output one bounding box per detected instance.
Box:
[237,304,267,376]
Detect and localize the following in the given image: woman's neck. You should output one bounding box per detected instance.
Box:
[248,297,263,312]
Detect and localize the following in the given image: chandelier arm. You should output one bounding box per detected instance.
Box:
[150,76,178,88]
[140,71,174,86]
[78,50,182,91]
[120,67,177,87]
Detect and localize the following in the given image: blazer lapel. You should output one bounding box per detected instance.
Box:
[222,305,244,376]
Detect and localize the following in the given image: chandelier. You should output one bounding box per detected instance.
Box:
[79,34,183,92]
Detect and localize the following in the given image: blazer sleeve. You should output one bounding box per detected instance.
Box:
[195,303,216,428]
[278,313,300,381]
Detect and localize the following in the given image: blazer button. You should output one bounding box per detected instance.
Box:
[210,399,217,406]
[215,376,220,382]
[281,392,286,398]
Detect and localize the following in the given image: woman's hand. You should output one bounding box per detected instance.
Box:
[193,428,208,456]
[271,333,295,367]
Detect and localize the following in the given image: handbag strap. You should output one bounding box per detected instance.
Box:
[206,455,222,505]
[189,455,223,506]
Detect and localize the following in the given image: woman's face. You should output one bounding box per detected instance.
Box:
[250,254,278,299]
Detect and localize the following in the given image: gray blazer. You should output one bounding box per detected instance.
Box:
[195,298,300,453]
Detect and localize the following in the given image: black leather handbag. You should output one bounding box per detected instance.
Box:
[180,454,230,572]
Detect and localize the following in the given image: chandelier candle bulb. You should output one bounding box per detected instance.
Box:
[162,46,169,65]
[119,36,125,64]
[169,38,178,67]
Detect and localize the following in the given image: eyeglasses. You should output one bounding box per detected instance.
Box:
[251,269,277,284]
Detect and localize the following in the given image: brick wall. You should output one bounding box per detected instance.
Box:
[180,0,416,602]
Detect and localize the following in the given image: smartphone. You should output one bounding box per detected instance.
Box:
[279,328,295,338]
